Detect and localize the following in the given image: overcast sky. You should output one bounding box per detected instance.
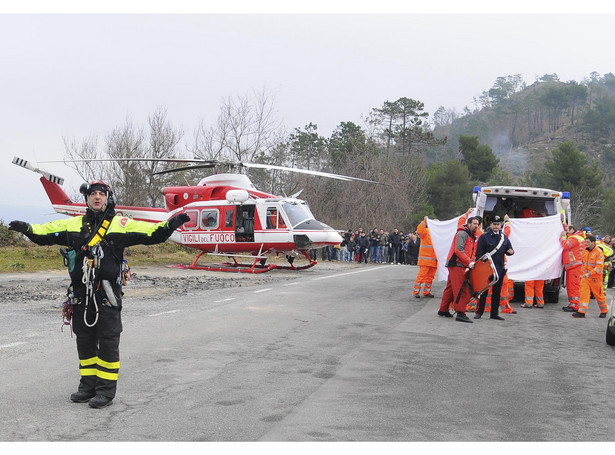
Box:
[1,3,613,222]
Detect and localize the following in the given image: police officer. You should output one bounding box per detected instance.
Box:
[9,181,190,408]
[474,215,514,320]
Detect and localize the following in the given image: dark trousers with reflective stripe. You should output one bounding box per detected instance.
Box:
[72,302,122,398]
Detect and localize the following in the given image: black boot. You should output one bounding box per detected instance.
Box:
[89,395,114,408]
[70,391,96,403]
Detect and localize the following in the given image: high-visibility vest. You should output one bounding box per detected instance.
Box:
[416,220,437,267]
[561,233,584,268]
[597,241,614,262]
[583,247,605,277]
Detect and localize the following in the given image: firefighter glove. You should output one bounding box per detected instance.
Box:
[8,220,31,234]
[167,213,191,231]
[468,261,475,269]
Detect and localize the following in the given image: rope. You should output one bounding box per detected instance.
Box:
[81,245,104,328]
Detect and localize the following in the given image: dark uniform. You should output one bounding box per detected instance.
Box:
[10,181,188,408]
[475,218,514,320]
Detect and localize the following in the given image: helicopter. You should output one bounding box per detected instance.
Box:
[12,156,378,273]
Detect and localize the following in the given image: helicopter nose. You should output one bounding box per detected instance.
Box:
[299,230,343,247]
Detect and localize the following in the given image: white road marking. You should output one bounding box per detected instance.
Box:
[214,298,237,303]
[311,266,394,281]
[149,309,181,317]
[254,288,273,293]
[0,342,26,349]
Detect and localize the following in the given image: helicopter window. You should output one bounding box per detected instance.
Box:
[200,210,219,229]
[225,208,234,228]
[266,207,278,229]
[183,210,199,230]
[282,201,313,227]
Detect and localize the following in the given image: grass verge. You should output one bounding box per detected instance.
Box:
[0,242,199,273]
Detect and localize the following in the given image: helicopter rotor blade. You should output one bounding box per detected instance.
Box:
[151,163,219,176]
[40,158,216,165]
[239,162,381,184]
[40,158,381,184]
[12,156,65,185]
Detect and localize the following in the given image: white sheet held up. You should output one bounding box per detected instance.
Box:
[426,215,464,282]
[427,213,563,282]
[505,215,564,281]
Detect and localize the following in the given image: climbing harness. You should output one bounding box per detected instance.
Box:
[80,217,112,328]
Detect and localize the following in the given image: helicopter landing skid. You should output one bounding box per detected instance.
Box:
[170,250,317,273]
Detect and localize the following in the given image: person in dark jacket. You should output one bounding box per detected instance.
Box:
[368,227,380,263]
[407,233,420,265]
[474,215,514,321]
[357,231,370,263]
[9,181,189,408]
[388,228,402,264]
[346,234,357,262]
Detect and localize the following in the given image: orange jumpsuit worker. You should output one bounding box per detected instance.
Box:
[499,216,517,313]
[521,280,545,308]
[438,216,480,323]
[573,235,609,318]
[560,225,584,312]
[438,209,476,312]
[414,216,437,298]
[453,209,483,313]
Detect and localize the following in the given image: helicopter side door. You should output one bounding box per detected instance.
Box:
[235,205,255,242]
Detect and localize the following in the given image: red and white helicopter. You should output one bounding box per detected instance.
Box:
[13,156,377,273]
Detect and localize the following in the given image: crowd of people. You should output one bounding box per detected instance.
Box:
[309,227,421,265]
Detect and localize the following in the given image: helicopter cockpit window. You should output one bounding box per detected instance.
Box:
[278,213,286,228]
[201,210,218,229]
[282,201,313,227]
[183,210,199,230]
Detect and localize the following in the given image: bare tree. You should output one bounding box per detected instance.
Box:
[62,107,185,207]
[191,88,286,163]
[104,118,147,206]
[571,185,603,229]
[63,135,105,183]
[144,106,185,205]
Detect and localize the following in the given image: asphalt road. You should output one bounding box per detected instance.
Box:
[1,262,614,442]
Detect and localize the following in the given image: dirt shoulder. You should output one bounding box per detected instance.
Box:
[0,260,361,305]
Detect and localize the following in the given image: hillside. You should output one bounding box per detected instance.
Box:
[431,73,615,183]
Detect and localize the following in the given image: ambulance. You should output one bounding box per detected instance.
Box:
[472,186,571,303]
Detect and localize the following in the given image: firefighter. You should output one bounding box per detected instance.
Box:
[560,225,585,312]
[413,216,438,298]
[573,235,609,318]
[9,181,190,408]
